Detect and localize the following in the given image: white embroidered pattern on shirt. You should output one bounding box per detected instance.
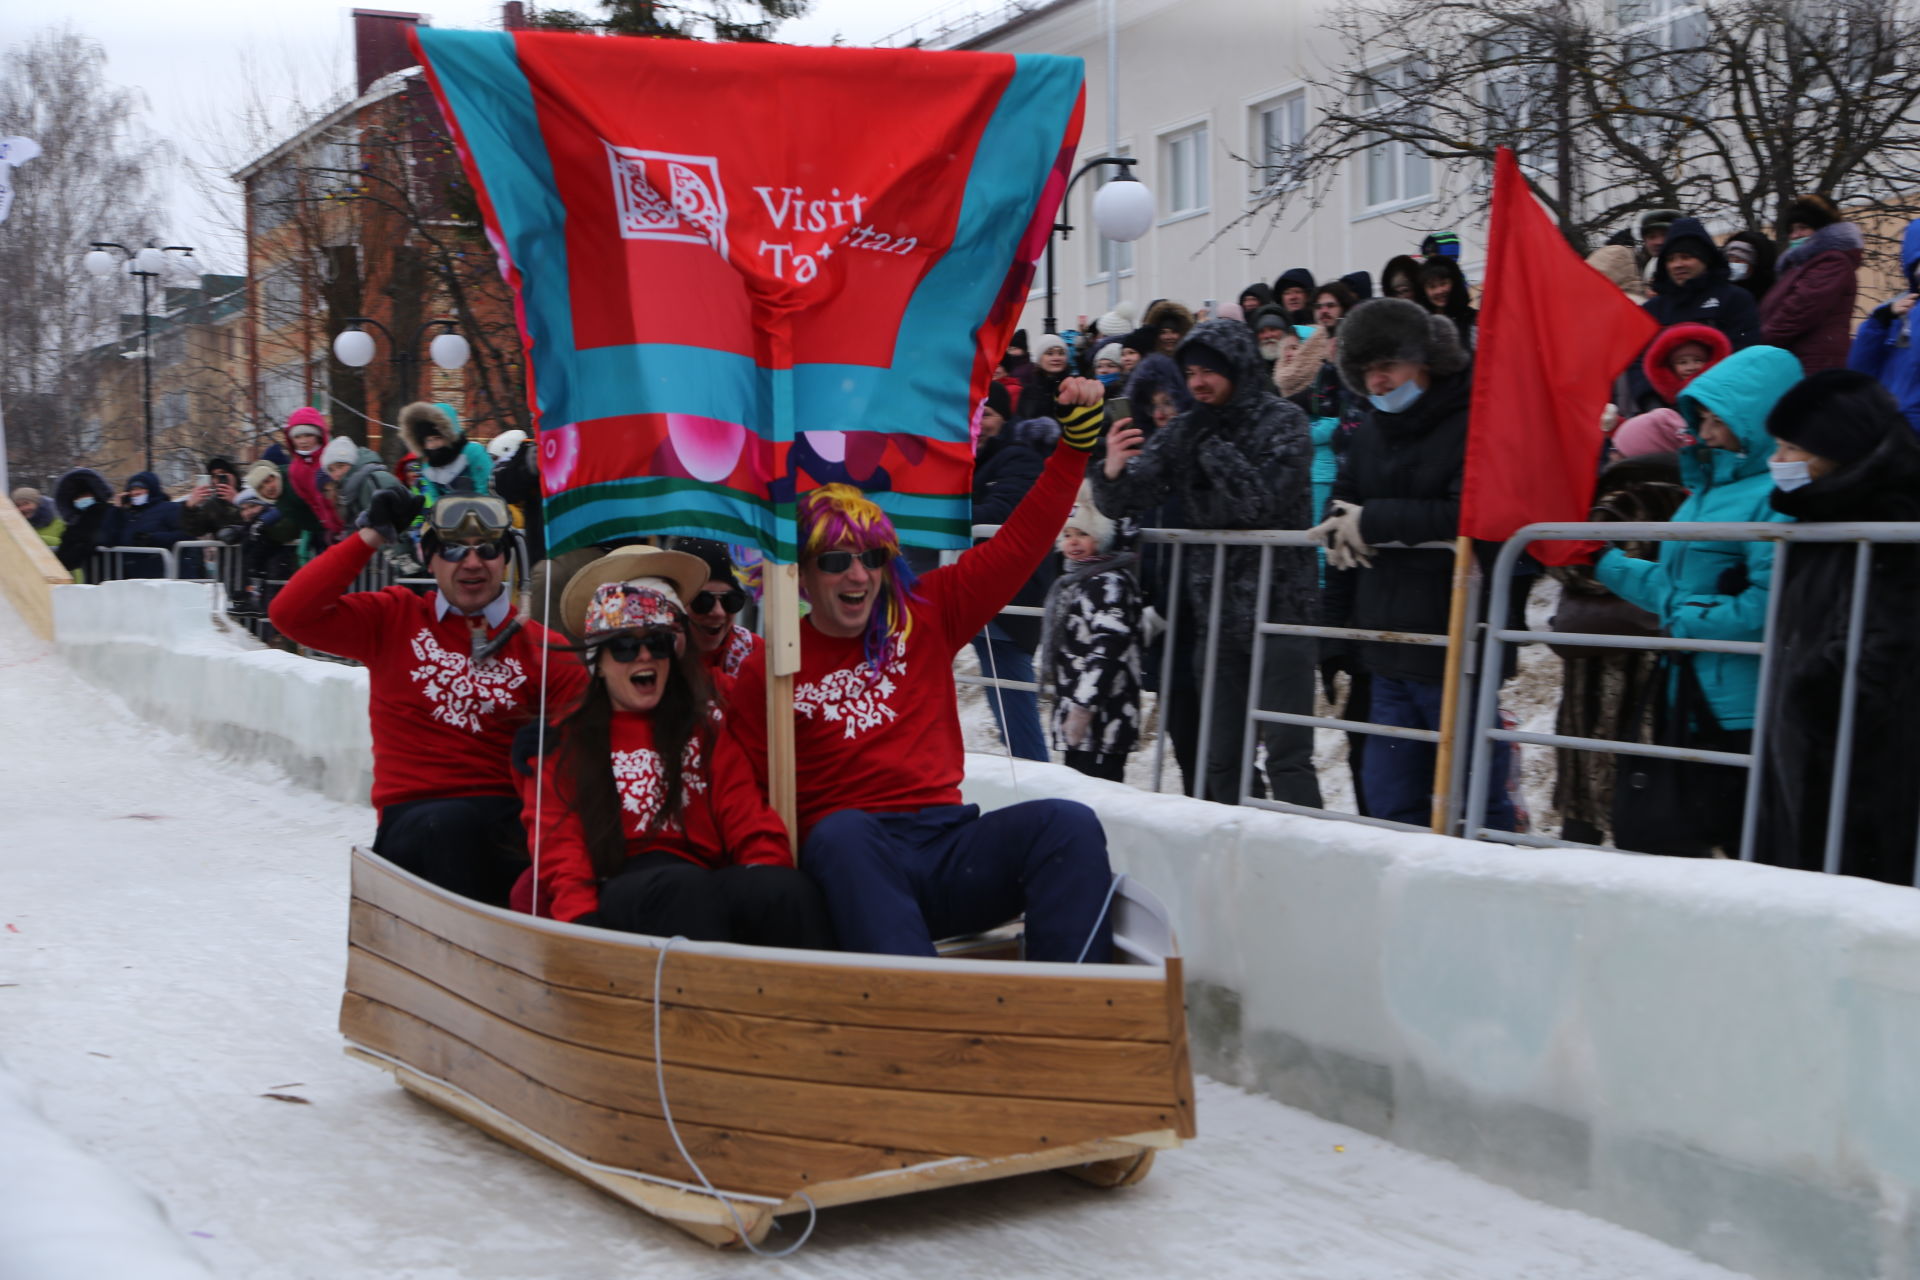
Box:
[792,645,909,740]
[406,629,528,733]
[611,739,708,832]
[720,624,757,676]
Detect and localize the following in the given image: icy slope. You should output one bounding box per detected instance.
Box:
[0,595,1744,1279]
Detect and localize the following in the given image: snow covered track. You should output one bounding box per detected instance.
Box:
[0,586,1755,1278]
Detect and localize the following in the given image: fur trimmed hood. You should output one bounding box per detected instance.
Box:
[1643,322,1733,406]
[1336,298,1469,395]
[400,401,466,454]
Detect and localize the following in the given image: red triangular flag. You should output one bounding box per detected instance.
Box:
[1462,149,1659,565]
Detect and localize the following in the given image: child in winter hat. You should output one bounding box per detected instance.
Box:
[1038,483,1142,783]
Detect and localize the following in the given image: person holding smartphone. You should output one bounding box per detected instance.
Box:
[269,494,587,905]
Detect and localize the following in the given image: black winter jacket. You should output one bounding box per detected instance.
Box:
[1626,218,1762,410]
[103,470,186,578]
[1322,371,1528,682]
[1092,318,1316,650]
[52,468,113,575]
[971,432,1055,651]
[1754,425,1920,885]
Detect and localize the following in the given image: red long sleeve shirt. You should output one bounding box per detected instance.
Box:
[267,534,586,813]
[729,441,1084,839]
[517,710,793,923]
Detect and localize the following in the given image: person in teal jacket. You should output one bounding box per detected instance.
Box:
[1594,344,1802,855]
[399,401,493,504]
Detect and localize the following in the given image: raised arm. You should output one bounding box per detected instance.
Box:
[266,529,392,660]
[927,438,1087,649]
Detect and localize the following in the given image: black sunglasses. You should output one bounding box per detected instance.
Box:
[602,631,677,664]
[435,541,506,563]
[814,547,890,574]
[691,588,747,615]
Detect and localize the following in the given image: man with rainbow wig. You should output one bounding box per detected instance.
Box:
[730,379,1117,961]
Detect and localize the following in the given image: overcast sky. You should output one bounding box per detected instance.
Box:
[0,0,915,273]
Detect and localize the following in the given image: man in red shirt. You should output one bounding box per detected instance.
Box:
[730,380,1117,962]
[270,493,585,905]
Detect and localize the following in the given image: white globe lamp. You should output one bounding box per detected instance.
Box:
[333,328,377,368]
[133,246,167,275]
[429,332,471,370]
[83,249,116,277]
[1092,174,1155,243]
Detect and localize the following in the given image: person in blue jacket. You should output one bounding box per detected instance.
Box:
[1593,344,1802,857]
[1847,216,1920,433]
[399,401,493,503]
[102,470,186,579]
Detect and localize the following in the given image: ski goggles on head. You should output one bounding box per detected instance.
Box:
[428,495,512,545]
[690,588,747,615]
[434,540,507,564]
[813,547,890,574]
[601,630,677,664]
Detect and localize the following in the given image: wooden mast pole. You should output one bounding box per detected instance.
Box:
[1430,535,1476,835]
[763,560,801,850]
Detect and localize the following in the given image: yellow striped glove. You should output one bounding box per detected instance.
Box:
[1056,400,1104,453]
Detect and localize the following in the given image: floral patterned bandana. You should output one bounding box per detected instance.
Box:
[584,578,685,639]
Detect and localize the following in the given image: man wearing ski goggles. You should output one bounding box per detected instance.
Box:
[269,488,586,908]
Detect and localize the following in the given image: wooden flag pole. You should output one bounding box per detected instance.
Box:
[1430,535,1477,835]
[763,560,802,852]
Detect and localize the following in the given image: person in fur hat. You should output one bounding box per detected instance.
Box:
[1039,484,1142,782]
[400,401,494,503]
[1142,298,1194,354]
[1096,318,1321,807]
[1315,298,1528,831]
[1760,194,1863,373]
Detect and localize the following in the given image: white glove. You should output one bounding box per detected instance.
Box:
[1063,703,1094,749]
[1140,605,1167,647]
[1309,500,1373,570]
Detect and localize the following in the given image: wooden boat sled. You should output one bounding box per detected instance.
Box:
[341,847,1197,1248]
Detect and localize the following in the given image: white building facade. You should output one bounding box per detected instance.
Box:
[915,0,1481,337]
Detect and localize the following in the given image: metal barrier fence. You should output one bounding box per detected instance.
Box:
[1466,521,1920,889]
[958,525,1461,832]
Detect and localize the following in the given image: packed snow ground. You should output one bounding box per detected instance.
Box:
[0,596,1747,1280]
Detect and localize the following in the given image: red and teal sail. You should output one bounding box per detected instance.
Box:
[412,30,1085,560]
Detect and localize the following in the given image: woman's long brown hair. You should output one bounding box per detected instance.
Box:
[550,632,713,882]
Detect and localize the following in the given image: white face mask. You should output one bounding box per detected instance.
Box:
[1770,460,1812,491]
[130,492,149,506]
[1728,261,1751,282]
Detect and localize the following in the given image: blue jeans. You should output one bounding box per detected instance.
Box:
[1361,675,1517,832]
[801,801,1113,962]
[971,626,1048,762]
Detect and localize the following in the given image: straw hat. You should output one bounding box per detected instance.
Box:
[557,547,711,640]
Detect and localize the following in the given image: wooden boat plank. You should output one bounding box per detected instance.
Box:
[346,1048,777,1249]
[347,950,1188,1157]
[351,854,1171,1041]
[778,1133,1173,1215]
[1161,956,1199,1140]
[342,994,941,1199]
[353,903,1182,1106]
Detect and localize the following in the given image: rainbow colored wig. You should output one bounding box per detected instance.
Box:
[798,483,921,676]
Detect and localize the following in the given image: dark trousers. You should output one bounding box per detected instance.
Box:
[597,852,837,949]
[1361,674,1517,832]
[802,801,1113,963]
[375,794,529,907]
[1201,638,1321,808]
[1064,750,1127,782]
[1612,729,1752,858]
[971,625,1048,762]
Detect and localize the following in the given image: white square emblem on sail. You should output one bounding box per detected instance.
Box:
[606,143,729,256]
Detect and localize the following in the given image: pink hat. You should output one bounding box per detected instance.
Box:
[1613,408,1692,458]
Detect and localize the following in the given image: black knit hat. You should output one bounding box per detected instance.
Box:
[1179,340,1235,383]
[665,536,737,584]
[1785,194,1841,231]
[984,379,1011,421]
[1766,368,1903,467]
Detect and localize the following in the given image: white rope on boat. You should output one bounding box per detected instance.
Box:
[653,935,819,1256]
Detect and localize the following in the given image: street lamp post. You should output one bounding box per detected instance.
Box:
[332,317,471,442]
[1043,157,1154,338]
[83,242,197,473]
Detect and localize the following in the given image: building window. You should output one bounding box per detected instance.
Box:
[1616,0,1710,118]
[1088,152,1135,280]
[258,267,305,331]
[260,360,307,427]
[1251,91,1307,197]
[1160,123,1209,219]
[1358,61,1433,210]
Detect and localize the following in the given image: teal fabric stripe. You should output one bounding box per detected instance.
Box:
[876,54,1084,446]
[415,30,577,424]
[546,481,793,559]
